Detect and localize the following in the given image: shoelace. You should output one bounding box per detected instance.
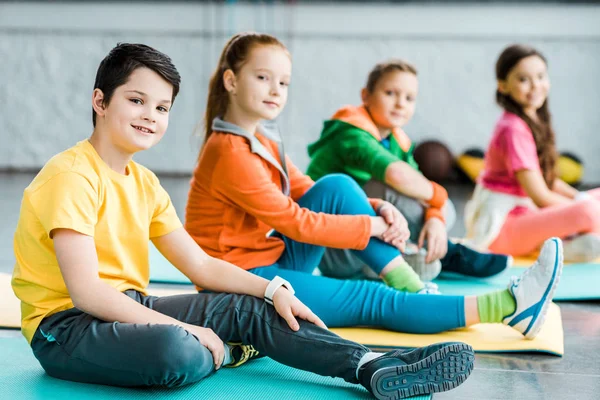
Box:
[509,258,537,290]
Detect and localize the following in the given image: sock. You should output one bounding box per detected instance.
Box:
[382,260,425,293]
[442,242,510,278]
[476,289,517,323]
[223,343,233,366]
[356,351,385,379]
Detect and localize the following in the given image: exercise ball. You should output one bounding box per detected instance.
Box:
[456,148,485,183]
[413,140,454,183]
[557,152,584,185]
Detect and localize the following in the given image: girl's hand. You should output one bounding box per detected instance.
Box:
[272,288,327,331]
[378,202,410,251]
[418,218,448,263]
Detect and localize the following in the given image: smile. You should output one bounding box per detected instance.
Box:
[132,125,154,134]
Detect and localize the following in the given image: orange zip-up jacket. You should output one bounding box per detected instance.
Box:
[185,118,381,270]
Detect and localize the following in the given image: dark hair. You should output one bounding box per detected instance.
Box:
[92,43,181,126]
[202,32,288,148]
[365,59,417,93]
[496,44,557,187]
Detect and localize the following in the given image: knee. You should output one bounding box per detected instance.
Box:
[575,199,600,231]
[150,325,214,387]
[443,200,457,231]
[314,173,361,193]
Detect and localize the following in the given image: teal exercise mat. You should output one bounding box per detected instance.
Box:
[149,243,191,284]
[434,263,600,301]
[151,240,600,300]
[0,338,431,400]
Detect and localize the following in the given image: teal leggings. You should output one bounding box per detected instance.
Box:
[251,174,466,334]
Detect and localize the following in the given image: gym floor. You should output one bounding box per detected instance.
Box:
[1,171,599,400]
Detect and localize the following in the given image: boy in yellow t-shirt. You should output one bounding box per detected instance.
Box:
[11,42,476,397]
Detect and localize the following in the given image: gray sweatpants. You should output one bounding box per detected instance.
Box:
[30,289,367,387]
[318,179,455,279]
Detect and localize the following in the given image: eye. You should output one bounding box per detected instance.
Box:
[280,81,289,87]
[257,75,267,81]
[157,106,169,112]
[406,95,415,102]
[130,98,143,105]
[384,90,394,96]
[518,76,528,83]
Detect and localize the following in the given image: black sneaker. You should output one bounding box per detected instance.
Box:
[442,242,511,278]
[225,342,261,368]
[358,342,474,399]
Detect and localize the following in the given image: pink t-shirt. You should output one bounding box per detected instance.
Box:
[480,111,541,197]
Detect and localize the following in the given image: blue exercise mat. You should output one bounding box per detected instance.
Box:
[149,243,191,284]
[0,338,431,400]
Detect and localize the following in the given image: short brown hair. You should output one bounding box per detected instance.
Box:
[365,59,417,93]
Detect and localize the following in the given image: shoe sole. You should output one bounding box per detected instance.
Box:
[524,238,564,339]
[370,343,474,399]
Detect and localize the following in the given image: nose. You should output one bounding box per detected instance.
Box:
[396,95,405,108]
[142,106,156,123]
[270,82,281,97]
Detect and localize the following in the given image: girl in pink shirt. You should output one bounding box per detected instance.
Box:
[465,44,600,261]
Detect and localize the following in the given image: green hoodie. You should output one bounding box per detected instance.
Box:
[306,105,419,187]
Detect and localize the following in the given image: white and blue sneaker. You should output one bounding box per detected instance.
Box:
[503,237,563,339]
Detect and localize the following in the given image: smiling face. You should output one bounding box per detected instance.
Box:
[498,55,550,117]
[224,45,291,123]
[362,70,418,133]
[92,67,173,154]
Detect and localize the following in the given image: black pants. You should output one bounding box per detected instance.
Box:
[31,290,368,387]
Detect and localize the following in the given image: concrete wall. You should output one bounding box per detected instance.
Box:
[1,2,599,181]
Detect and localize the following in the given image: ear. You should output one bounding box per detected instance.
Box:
[91,89,106,118]
[361,88,369,105]
[497,80,508,95]
[223,69,237,94]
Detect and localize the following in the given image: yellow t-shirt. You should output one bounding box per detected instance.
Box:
[12,139,182,343]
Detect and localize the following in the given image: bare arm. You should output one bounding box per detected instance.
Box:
[384,161,434,201]
[53,228,228,369]
[151,227,269,298]
[152,227,327,331]
[54,228,194,327]
[516,170,571,207]
[552,178,578,199]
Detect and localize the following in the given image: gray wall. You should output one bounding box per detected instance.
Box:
[1,2,599,181]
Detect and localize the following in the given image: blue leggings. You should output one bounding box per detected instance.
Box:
[251,174,466,334]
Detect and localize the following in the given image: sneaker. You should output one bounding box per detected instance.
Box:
[563,233,600,263]
[404,248,442,282]
[443,242,511,278]
[358,342,474,399]
[417,282,441,295]
[503,237,563,339]
[225,342,261,368]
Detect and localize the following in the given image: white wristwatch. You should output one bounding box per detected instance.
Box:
[264,276,295,305]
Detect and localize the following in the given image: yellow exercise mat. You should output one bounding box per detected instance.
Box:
[331,303,564,356]
[0,272,197,329]
[1,275,564,356]
[0,273,21,328]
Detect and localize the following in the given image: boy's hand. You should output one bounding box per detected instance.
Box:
[184,324,226,369]
[272,288,327,331]
[418,218,448,263]
[378,202,410,251]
